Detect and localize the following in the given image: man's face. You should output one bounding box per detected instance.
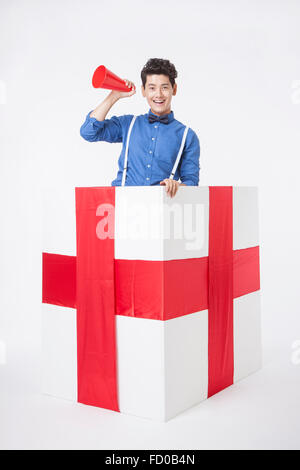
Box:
[141,74,177,116]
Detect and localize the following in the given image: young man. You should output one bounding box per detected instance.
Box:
[80,58,200,198]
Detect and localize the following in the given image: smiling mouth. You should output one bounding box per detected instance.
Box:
[153,100,165,105]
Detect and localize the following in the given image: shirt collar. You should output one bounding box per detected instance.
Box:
[147,109,175,123]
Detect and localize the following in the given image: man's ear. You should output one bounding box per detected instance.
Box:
[172,83,177,96]
[141,85,146,97]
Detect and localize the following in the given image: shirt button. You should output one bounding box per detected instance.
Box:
[154,125,158,128]
[147,164,151,168]
[146,177,150,180]
[149,150,152,154]
[152,137,155,140]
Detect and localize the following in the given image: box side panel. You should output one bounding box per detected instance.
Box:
[42,186,76,256]
[164,310,208,421]
[42,303,77,401]
[234,290,262,382]
[233,187,259,250]
[116,315,165,421]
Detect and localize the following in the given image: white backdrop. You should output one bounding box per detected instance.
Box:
[0,0,300,449]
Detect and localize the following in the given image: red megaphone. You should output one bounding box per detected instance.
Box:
[92,65,132,92]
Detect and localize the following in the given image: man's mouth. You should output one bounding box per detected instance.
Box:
[153,100,165,105]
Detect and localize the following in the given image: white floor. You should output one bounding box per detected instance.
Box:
[1,337,300,450]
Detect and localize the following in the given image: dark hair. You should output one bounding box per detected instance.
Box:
[141,58,178,88]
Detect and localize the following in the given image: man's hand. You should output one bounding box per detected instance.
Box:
[110,79,136,100]
[159,179,186,198]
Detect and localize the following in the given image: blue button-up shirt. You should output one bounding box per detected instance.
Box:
[80,109,200,186]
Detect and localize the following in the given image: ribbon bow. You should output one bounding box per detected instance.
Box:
[148,113,169,124]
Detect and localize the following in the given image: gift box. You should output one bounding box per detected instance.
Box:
[42,186,261,421]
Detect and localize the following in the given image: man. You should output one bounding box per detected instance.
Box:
[80,58,200,198]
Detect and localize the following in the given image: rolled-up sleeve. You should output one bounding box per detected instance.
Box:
[80,111,124,143]
[179,129,200,186]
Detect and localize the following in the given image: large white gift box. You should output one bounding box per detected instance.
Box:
[42,186,261,421]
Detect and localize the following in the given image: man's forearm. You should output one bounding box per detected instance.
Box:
[90,92,120,121]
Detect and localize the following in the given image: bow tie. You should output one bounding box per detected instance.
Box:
[148,113,169,124]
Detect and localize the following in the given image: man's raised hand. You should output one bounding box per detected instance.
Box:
[110,79,136,99]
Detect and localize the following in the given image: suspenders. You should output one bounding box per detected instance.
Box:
[121,115,137,186]
[169,125,189,180]
[121,115,189,187]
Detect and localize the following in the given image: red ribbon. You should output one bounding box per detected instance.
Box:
[208,187,234,397]
[75,187,119,411]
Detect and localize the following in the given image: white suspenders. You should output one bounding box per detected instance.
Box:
[121,115,189,187]
[169,125,189,180]
[121,115,137,186]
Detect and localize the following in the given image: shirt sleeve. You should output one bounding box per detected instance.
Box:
[79,111,128,143]
[178,128,200,186]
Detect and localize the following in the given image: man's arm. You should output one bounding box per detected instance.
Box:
[90,79,136,121]
[80,79,136,142]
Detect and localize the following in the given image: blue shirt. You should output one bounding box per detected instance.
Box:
[80,109,200,186]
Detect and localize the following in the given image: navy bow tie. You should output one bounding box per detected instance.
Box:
[148,113,169,124]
